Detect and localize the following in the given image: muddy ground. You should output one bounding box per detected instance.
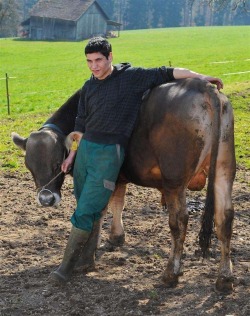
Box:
[1,168,249,316]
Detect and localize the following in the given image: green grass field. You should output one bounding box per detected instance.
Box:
[0,26,249,171]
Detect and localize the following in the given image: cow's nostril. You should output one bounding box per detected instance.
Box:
[38,189,55,206]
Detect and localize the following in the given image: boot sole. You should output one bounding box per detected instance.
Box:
[49,270,68,285]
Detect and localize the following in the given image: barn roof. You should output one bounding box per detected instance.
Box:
[29,0,109,22]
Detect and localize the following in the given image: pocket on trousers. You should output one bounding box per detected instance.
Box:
[103,179,115,191]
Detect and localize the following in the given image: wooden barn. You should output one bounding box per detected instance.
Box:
[21,0,121,41]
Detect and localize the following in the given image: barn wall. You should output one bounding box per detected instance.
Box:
[53,20,76,40]
[30,17,44,40]
[76,3,107,40]
[29,17,76,40]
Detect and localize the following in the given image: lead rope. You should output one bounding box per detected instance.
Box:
[39,171,64,191]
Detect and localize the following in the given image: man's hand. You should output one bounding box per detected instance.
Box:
[61,153,75,173]
[62,131,83,174]
[173,68,224,90]
[202,76,223,91]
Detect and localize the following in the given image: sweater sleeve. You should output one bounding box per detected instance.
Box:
[128,66,175,94]
[160,66,175,81]
[74,84,87,132]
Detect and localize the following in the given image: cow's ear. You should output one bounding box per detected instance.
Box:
[11,132,28,151]
[65,132,83,150]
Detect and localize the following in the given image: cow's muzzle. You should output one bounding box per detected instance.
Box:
[36,171,64,206]
[37,188,60,207]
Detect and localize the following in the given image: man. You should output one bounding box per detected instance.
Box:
[50,37,223,284]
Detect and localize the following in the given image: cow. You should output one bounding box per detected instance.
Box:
[12,78,236,293]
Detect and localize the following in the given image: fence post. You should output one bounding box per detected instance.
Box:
[6,73,10,115]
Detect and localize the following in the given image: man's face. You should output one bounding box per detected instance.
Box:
[86,52,113,80]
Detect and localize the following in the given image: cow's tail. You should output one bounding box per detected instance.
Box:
[199,86,221,258]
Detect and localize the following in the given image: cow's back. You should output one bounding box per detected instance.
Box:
[122,78,223,189]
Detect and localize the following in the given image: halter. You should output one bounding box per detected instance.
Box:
[40,123,65,135]
[37,171,65,201]
[37,123,68,201]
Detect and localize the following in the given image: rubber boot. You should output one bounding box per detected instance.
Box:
[49,226,90,284]
[76,220,101,271]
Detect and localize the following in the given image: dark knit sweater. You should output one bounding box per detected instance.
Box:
[74,63,174,148]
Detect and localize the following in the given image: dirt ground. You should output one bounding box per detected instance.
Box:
[1,167,249,316]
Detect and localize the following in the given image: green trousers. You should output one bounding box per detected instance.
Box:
[71,139,125,232]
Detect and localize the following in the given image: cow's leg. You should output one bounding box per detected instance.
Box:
[212,102,236,293]
[214,151,235,292]
[108,183,127,246]
[214,180,234,293]
[162,187,189,287]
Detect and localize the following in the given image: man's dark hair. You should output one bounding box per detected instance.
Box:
[85,37,112,59]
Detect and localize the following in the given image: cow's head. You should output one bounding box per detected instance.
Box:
[12,130,70,207]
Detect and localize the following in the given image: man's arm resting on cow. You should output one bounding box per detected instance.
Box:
[173,68,223,90]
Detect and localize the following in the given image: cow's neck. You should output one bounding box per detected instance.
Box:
[43,90,80,136]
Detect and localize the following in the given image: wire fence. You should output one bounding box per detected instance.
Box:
[0,74,15,115]
[0,72,81,115]
[1,63,249,115]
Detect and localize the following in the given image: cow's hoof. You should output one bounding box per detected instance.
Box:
[162,273,179,288]
[108,234,125,247]
[215,276,234,294]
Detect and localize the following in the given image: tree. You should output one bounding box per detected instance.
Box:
[151,0,183,28]
[19,0,39,19]
[98,0,130,28]
[205,0,249,10]
[96,0,249,30]
[201,0,249,25]
[98,0,115,18]
[0,0,20,37]
[186,0,249,26]
[126,0,152,30]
